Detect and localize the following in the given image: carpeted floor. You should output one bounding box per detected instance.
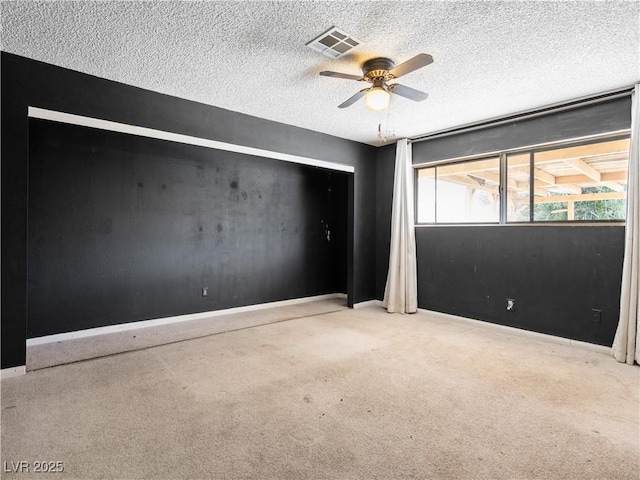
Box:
[2,302,638,479]
[26,297,348,370]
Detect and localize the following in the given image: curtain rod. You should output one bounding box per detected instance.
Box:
[409,84,636,145]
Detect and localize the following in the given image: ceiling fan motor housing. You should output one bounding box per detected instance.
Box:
[322,53,431,109]
[363,57,395,80]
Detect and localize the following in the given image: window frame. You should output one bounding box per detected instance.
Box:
[414,130,631,226]
[414,155,502,225]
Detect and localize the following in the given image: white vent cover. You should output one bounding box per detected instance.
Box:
[306,26,362,58]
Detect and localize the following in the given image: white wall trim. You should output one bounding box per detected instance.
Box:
[352,299,383,309]
[1,366,26,380]
[417,308,612,355]
[27,107,355,174]
[27,293,347,347]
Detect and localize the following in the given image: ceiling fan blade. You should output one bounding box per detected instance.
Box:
[338,89,368,108]
[389,84,429,102]
[388,53,434,79]
[320,71,364,81]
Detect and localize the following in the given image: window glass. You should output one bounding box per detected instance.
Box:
[416,167,435,223]
[506,153,531,222]
[416,158,500,223]
[416,134,629,225]
[532,138,629,221]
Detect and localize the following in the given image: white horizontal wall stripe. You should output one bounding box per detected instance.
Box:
[26,293,347,347]
[352,299,383,309]
[1,366,26,380]
[28,107,355,173]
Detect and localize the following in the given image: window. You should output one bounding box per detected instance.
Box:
[528,138,629,222]
[417,157,500,223]
[416,134,629,224]
[505,152,531,222]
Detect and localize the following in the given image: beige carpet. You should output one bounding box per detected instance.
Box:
[2,303,638,479]
[26,297,348,370]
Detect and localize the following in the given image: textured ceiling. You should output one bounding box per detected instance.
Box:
[1,1,639,146]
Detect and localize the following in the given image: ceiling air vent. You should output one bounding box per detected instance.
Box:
[306,26,362,58]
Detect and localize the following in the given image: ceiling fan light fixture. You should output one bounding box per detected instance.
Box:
[365,86,390,111]
[320,53,432,110]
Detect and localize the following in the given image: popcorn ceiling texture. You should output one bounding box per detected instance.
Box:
[1,1,639,145]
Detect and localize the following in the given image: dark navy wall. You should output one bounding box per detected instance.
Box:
[376,97,631,346]
[2,52,376,368]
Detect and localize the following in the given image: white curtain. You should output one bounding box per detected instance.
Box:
[383,138,418,313]
[612,84,640,365]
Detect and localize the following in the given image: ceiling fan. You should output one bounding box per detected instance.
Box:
[320,53,434,111]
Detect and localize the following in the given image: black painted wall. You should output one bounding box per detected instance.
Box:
[375,144,396,300]
[2,52,377,368]
[414,226,625,345]
[376,97,631,346]
[27,119,349,337]
[412,96,631,163]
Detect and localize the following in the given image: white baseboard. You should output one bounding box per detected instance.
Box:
[27,293,347,347]
[1,365,26,380]
[352,299,383,309]
[418,308,612,355]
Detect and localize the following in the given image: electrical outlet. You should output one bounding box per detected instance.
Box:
[202,287,208,297]
[591,308,602,323]
[506,298,516,311]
